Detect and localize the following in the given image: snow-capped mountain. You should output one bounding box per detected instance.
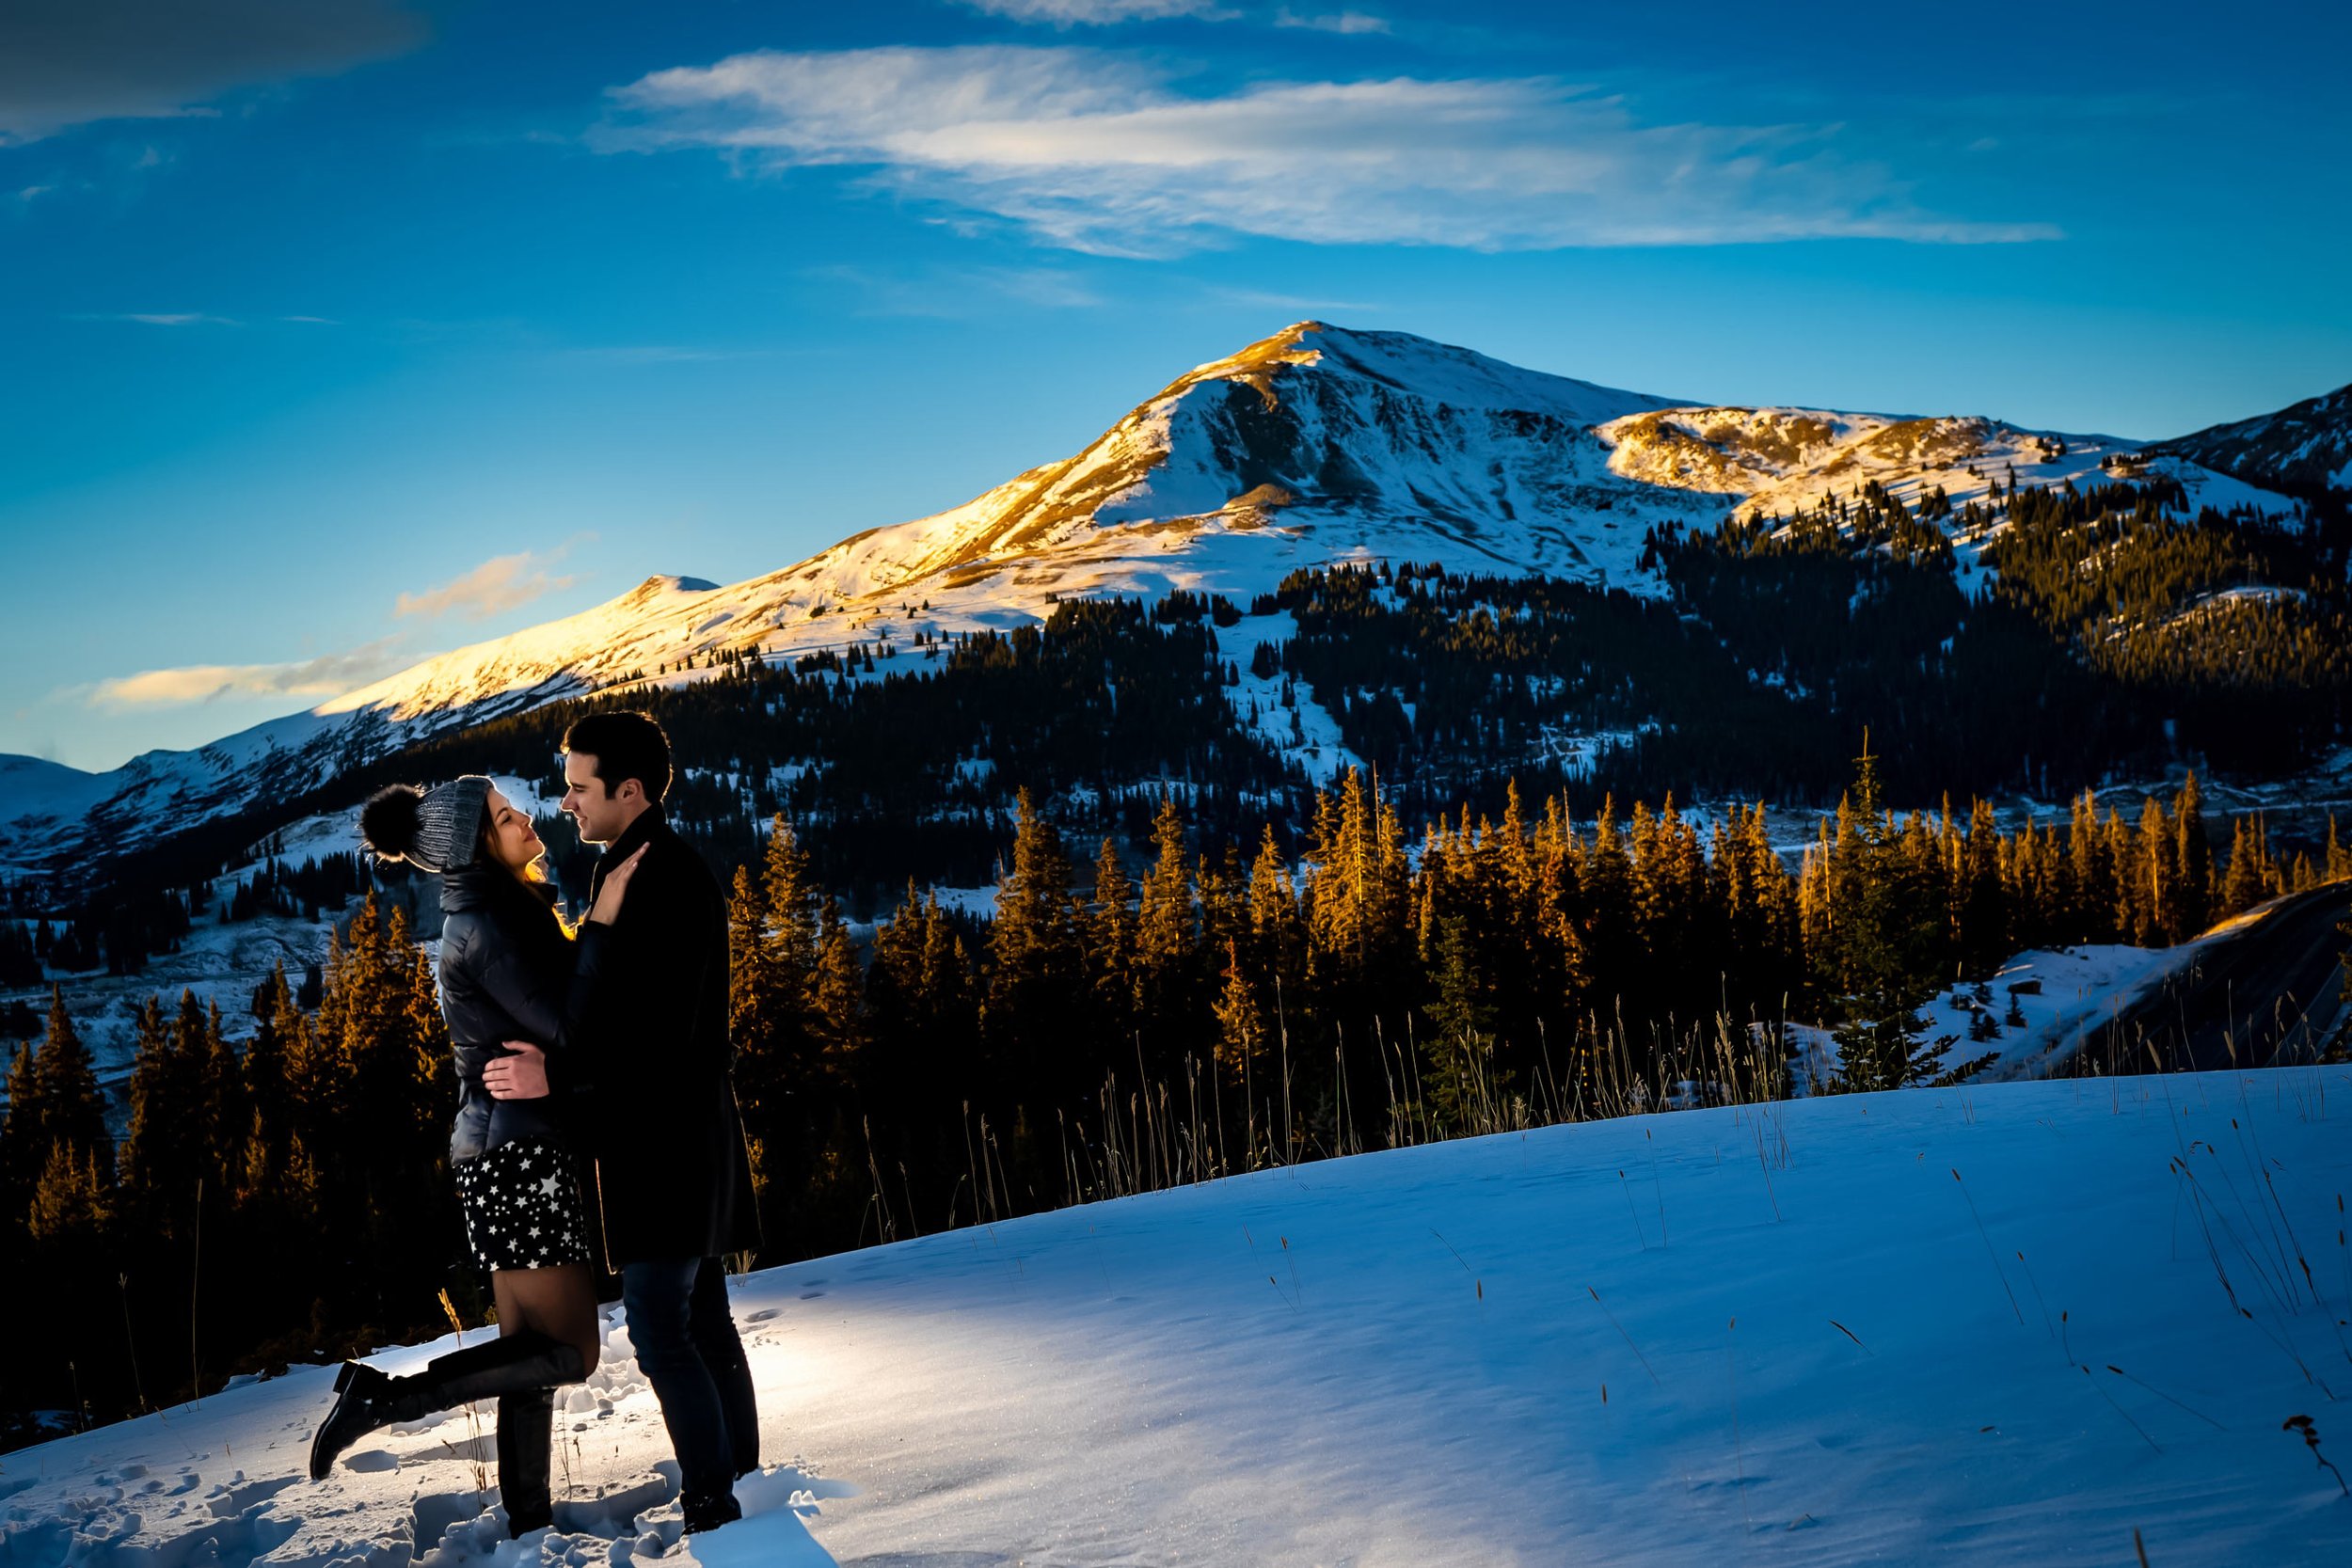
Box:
[2154,381,2352,500]
[0,322,2312,877]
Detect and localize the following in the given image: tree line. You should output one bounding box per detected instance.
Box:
[1,895,450,1448]
[9,748,2343,1449]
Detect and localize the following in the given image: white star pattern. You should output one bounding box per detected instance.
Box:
[454,1137,587,1274]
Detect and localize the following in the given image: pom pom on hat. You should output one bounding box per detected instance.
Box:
[360,784,425,862]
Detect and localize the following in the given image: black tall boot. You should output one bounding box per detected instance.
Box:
[496,1386,558,1536]
[310,1330,585,1481]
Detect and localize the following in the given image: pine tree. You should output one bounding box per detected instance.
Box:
[237,964,298,1202]
[194,998,245,1196]
[26,1142,105,1246]
[2135,797,2178,945]
[1422,913,1504,1135]
[2220,816,2269,914]
[1529,792,1591,1035]
[761,815,821,1000]
[2069,790,2112,938]
[735,815,832,1213]
[810,898,866,1082]
[1133,792,1199,1063]
[2173,773,2213,937]
[918,892,979,1057]
[1082,837,1136,1035]
[314,895,447,1289]
[727,862,786,1200]
[1956,796,2006,972]
[984,790,1087,1097]
[1831,738,1950,1091]
[1245,824,1305,990]
[4,987,113,1253]
[119,994,200,1239]
[28,987,109,1165]
[0,1042,33,1224]
[1212,938,1262,1076]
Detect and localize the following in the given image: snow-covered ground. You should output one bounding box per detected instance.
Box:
[1926,943,2210,1083]
[10,1069,2350,1565]
[1217,606,1362,788]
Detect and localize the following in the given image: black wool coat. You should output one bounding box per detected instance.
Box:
[547,806,763,1268]
[436,865,586,1166]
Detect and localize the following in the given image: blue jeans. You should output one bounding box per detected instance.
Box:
[621,1257,759,1499]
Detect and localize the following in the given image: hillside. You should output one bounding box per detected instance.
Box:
[8,1070,2347,1566]
[2157,382,2352,500]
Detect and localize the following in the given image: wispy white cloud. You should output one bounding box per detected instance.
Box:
[85,638,410,708]
[601,46,2058,256]
[808,261,1106,316]
[1273,8,1391,33]
[1199,282,1384,314]
[563,343,768,364]
[103,310,240,326]
[393,545,584,622]
[953,0,1233,25]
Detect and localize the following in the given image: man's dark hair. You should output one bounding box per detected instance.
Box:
[563,711,672,804]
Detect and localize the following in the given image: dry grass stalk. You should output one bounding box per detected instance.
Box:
[1950,1169,2025,1325]
[437,1288,489,1497]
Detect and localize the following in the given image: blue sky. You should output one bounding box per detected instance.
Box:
[3,0,2346,772]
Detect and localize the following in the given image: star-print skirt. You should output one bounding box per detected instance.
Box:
[453,1136,592,1274]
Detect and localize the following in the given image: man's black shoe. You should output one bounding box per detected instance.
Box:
[681,1490,743,1535]
[309,1361,392,1481]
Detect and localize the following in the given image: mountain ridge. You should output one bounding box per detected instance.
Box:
[5,322,2338,876]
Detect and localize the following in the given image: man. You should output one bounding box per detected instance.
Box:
[485,710,762,1534]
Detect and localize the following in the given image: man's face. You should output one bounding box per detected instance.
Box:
[561,752,630,846]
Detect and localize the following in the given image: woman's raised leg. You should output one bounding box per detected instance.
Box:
[486,1264,599,1535]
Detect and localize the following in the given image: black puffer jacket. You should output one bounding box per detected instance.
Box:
[437,864,594,1165]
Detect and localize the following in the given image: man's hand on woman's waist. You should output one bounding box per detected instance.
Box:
[485,1040,550,1100]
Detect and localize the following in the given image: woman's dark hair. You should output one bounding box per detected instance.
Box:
[562,710,671,803]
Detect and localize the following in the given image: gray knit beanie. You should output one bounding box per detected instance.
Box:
[358,776,495,874]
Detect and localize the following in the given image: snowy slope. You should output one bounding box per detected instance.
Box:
[8,1069,2348,1565]
[1597,404,2293,528]
[7,322,2312,878]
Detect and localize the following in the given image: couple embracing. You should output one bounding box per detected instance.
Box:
[309,711,762,1539]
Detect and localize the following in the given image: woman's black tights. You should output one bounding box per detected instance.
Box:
[490,1263,600,1533]
[493,1262,601,1373]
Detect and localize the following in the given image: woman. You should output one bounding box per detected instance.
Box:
[308,774,644,1537]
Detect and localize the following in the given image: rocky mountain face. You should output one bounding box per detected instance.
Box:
[3,322,2325,879]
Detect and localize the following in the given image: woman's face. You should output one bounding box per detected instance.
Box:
[481,786,546,875]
